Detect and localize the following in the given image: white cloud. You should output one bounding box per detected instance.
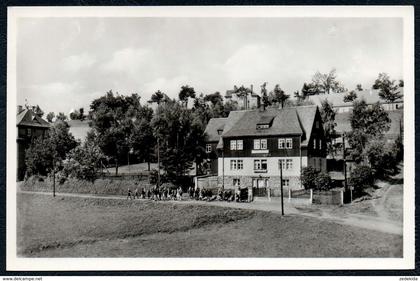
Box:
[62,53,96,72]
[100,48,151,76]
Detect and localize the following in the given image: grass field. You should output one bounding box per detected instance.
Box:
[17,193,402,257]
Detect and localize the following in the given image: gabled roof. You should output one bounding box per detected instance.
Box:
[204,117,228,142]
[17,109,50,128]
[211,106,320,149]
[222,107,304,138]
[308,88,404,108]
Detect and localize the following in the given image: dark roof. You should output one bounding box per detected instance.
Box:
[211,106,319,148]
[204,117,228,142]
[17,109,50,128]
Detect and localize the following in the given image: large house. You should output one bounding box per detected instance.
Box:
[16,106,50,180]
[204,106,327,193]
[308,88,404,113]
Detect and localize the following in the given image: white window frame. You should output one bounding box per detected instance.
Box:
[237,140,243,150]
[286,138,293,149]
[278,138,285,149]
[254,139,267,150]
[206,144,212,153]
[319,139,322,150]
[254,159,267,171]
[230,160,237,170]
[237,160,243,170]
[279,159,293,170]
[313,139,317,150]
[230,140,237,150]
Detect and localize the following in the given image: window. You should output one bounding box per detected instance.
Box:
[253,178,268,188]
[278,139,285,149]
[257,124,269,129]
[230,140,243,150]
[26,128,32,137]
[318,139,322,150]
[254,159,267,171]
[206,144,212,153]
[237,140,243,150]
[230,140,237,150]
[233,178,241,186]
[254,139,267,150]
[279,159,293,170]
[315,121,320,129]
[230,160,237,170]
[230,159,243,170]
[282,179,290,187]
[313,139,317,150]
[286,138,293,149]
[217,129,223,135]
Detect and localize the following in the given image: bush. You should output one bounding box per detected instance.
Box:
[349,165,374,195]
[301,166,319,190]
[364,140,398,177]
[316,172,332,191]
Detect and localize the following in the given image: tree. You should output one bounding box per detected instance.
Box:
[398,79,404,87]
[364,140,398,177]
[25,120,78,177]
[260,82,270,109]
[149,90,166,105]
[301,82,320,97]
[347,100,391,163]
[46,112,55,123]
[204,92,223,106]
[56,112,68,121]
[316,172,332,191]
[343,90,358,103]
[349,165,374,196]
[301,166,319,190]
[356,84,363,91]
[269,84,289,109]
[233,85,252,110]
[320,99,337,156]
[70,110,79,120]
[373,73,402,103]
[179,85,196,107]
[129,114,156,171]
[62,140,106,182]
[89,90,143,175]
[312,68,346,94]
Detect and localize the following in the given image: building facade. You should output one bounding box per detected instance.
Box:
[17,106,50,180]
[204,106,327,195]
[225,85,261,110]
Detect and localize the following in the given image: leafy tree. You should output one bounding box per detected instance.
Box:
[364,140,398,177]
[129,113,156,171]
[269,84,289,109]
[89,90,143,175]
[373,73,402,103]
[349,165,374,196]
[62,140,106,182]
[312,68,346,94]
[149,90,167,105]
[56,112,68,121]
[301,166,319,190]
[204,92,223,106]
[356,84,363,91]
[25,120,78,177]
[347,100,391,163]
[260,82,270,109]
[179,85,196,107]
[343,90,358,103]
[301,82,320,97]
[70,110,79,120]
[398,79,404,87]
[320,99,337,156]
[46,112,55,123]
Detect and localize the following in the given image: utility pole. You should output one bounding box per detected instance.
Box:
[279,160,284,216]
[343,134,347,190]
[157,137,160,188]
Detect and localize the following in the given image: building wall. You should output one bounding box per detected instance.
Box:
[218,175,302,192]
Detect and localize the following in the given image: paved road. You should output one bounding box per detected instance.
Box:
[18,189,402,235]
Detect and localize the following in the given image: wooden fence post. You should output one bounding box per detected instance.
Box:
[309,189,313,204]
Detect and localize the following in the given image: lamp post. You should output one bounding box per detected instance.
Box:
[279,160,284,216]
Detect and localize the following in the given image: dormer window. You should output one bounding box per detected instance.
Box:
[256,116,275,130]
[256,124,269,130]
[217,129,223,135]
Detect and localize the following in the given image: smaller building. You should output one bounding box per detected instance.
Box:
[16,106,50,180]
[308,88,403,113]
[225,85,261,110]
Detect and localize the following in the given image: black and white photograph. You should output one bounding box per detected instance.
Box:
[6,6,414,271]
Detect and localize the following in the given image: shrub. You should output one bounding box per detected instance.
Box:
[349,165,374,195]
[316,172,332,191]
[301,166,319,190]
[364,140,398,177]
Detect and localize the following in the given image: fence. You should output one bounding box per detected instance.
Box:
[312,189,344,205]
[288,189,313,204]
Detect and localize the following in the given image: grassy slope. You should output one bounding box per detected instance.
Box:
[17,193,402,258]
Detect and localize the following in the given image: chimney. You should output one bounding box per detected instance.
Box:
[250,84,253,93]
[17,105,23,114]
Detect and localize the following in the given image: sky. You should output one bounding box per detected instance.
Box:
[16,17,403,114]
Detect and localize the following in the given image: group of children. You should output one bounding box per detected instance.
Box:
[126,185,183,201]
